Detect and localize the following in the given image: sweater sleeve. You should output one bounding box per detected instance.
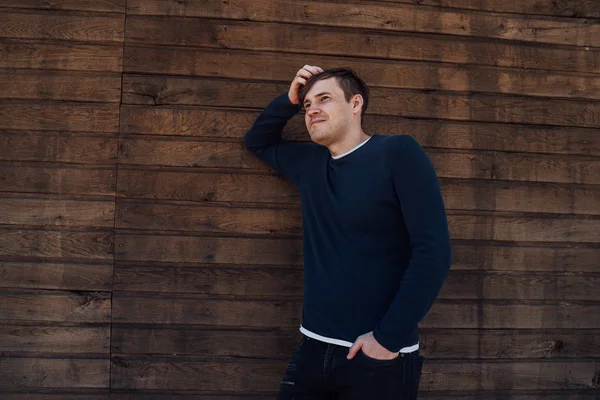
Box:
[373,135,452,352]
[244,93,319,186]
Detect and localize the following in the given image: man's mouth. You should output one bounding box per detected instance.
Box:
[311,119,326,126]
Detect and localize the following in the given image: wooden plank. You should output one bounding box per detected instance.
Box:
[122,75,600,128]
[112,296,600,329]
[115,234,303,267]
[0,196,114,227]
[0,393,107,400]
[0,228,113,260]
[0,40,123,72]
[452,242,599,273]
[0,132,117,164]
[111,326,600,359]
[0,71,121,103]
[0,0,126,13]
[110,358,598,391]
[124,33,600,99]
[421,329,600,359]
[0,324,109,354]
[120,137,600,185]
[114,264,600,301]
[440,271,600,300]
[0,261,112,291]
[117,202,301,237]
[0,290,110,323]
[115,198,600,242]
[125,0,600,47]
[0,9,124,43]
[113,265,303,296]
[449,213,600,243]
[0,163,116,196]
[0,357,109,388]
[117,168,299,205]
[120,106,600,157]
[117,169,600,215]
[0,101,119,133]
[115,234,598,272]
[372,0,600,18]
[442,179,600,216]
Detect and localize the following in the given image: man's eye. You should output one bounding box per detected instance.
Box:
[321,96,329,101]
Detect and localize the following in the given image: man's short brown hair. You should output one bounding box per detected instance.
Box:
[299,68,370,123]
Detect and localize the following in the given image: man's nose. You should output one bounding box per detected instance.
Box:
[307,107,321,116]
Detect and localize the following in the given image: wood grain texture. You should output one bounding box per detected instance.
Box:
[0,290,110,323]
[122,75,600,128]
[0,0,126,13]
[120,106,600,156]
[125,0,600,47]
[116,169,600,215]
[0,196,114,227]
[123,40,600,100]
[112,296,600,329]
[0,40,123,72]
[119,137,600,185]
[110,358,599,391]
[0,9,124,43]
[0,324,109,354]
[113,264,600,301]
[0,132,117,164]
[0,228,113,260]
[0,71,121,103]
[112,326,600,359]
[0,101,119,133]
[0,357,109,388]
[371,0,600,18]
[116,201,301,237]
[0,163,116,196]
[0,261,112,291]
[0,393,107,400]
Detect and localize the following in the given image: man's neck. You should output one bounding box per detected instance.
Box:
[327,130,371,158]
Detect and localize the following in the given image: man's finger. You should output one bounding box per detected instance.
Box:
[347,341,363,360]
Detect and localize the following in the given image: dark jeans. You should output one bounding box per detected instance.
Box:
[277,335,424,399]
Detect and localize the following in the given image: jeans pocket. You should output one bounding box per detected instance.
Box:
[357,349,399,366]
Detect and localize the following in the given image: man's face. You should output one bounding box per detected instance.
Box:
[303,77,356,145]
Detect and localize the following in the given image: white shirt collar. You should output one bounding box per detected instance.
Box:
[331,136,372,160]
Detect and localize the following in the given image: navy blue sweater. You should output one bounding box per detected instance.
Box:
[244,93,452,352]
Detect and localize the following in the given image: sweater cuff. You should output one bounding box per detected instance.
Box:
[373,325,418,353]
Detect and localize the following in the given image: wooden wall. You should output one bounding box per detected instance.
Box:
[0,0,599,398]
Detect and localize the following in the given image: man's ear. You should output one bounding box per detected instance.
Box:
[352,94,364,116]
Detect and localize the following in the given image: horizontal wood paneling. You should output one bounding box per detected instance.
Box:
[116,170,600,215]
[124,36,600,99]
[0,163,116,196]
[372,0,600,18]
[114,232,599,272]
[121,75,600,128]
[120,106,600,157]
[112,296,600,329]
[0,357,109,388]
[0,0,126,13]
[0,102,119,133]
[111,326,600,359]
[0,290,110,323]
[0,196,114,227]
[0,9,124,43]
[0,261,112,291]
[0,228,113,260]
[119,137,600,185]
[0,40,123,72]
[110,358,599,391]
[0,324,109,354]
[0,393,107,400]
[0,71,121,103]
[126,0,600,47]
[113,265,600,301]
[0,133,117,164]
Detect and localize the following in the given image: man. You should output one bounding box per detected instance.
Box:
[244,65,452,399]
